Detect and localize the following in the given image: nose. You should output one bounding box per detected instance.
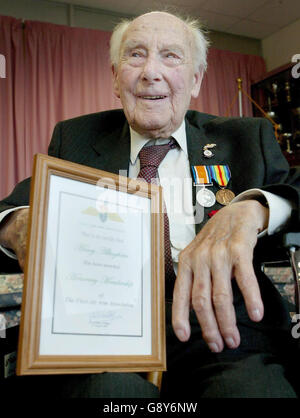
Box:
[141,56,162,82]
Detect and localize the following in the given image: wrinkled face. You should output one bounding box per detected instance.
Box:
[113,12,203,138]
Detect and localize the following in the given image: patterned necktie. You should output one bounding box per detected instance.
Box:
[138,139,177,282]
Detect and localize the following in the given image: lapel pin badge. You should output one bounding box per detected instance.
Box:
[203,143,217,158]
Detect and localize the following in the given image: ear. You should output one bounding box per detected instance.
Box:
[112,65,120,98]
[191,69,204,99]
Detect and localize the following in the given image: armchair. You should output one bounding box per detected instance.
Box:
[257,231,300,316]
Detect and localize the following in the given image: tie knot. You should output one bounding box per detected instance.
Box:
[138,138,177,171]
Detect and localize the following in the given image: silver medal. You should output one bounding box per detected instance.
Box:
[196,187,216,207]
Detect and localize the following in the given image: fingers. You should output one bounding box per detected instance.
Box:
[0,208,29,271]
[234,254,264,322]
[191,244,240,352]
[15,237,27,271]
[11,209,29,271]
[172,257,192,342]
[191,261,225,352]
[171,202,266,352]
[210,256,240,350]
[172,236,262,352]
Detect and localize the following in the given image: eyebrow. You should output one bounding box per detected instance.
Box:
[161,45,185,55]
[122,40,185,56]
[122,39,145,51]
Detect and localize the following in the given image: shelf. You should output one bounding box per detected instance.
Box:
[251,62,300,165]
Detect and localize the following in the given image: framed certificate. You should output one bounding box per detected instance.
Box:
[17,154,166,375]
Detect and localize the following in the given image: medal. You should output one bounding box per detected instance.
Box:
[192,165,216,207]
[196,187,216,207]
[208,165,235,205]
[192,164,236,207]
[215,188,235,205]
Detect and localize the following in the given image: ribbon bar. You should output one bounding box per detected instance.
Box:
[192,165,231,187]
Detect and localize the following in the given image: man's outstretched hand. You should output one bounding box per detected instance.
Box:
[0,208,29,271]
[172,200,269,352]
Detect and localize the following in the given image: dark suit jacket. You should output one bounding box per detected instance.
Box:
[1,110,298,397]
[1,109,300,245]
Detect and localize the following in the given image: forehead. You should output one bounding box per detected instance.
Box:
[121,13,193,51]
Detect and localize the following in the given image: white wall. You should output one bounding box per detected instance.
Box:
[262,18,300,71]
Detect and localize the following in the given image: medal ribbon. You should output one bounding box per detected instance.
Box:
[208,165,231,187]
[192,165,211,185]
[192,165,231,187]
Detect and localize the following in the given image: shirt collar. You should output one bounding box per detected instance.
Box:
[130,120,188,165]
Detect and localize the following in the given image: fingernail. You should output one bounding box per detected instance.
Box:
[208,343,220,353]
[225,337,235,348]
[252,308,262,321]
[176,329,186,341]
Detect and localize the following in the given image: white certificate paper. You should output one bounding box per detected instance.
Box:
[39,174,152,356]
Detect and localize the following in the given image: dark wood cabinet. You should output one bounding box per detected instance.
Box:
[251,63,300,166]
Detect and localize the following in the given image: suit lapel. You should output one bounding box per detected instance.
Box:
[185,116,212,205]
[185,115,226,234]
[91,121,131,175]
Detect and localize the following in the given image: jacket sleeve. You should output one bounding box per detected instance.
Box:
[48,121,63,158]
[259,118,300,230]
[0,122,63,213]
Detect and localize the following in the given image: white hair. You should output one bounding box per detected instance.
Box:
[109,12,210,73]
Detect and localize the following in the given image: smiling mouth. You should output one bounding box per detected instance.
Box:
[138,95,167,100]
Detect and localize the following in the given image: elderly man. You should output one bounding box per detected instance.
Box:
[1,11,299,398]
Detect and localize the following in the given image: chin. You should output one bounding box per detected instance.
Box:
[133,117,177,138]
[135,123,174,139]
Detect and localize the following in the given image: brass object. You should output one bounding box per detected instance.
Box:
[225,78,280,141]
[215,189,235,205]
[285,81,291,103]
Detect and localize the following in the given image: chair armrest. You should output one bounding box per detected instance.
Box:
[282,232,300,249]
[282,232,300,315]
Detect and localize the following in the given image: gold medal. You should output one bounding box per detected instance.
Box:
[215,189,235,205]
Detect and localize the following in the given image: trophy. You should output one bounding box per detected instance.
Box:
[271,82,278,106]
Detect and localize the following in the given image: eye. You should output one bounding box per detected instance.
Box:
[130,49,145,58]
[166,52,179,59]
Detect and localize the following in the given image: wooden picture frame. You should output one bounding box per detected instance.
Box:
[17,154,166,375]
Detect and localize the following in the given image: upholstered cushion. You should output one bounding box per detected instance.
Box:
[0,274,23,309]
[0,274,23,330]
